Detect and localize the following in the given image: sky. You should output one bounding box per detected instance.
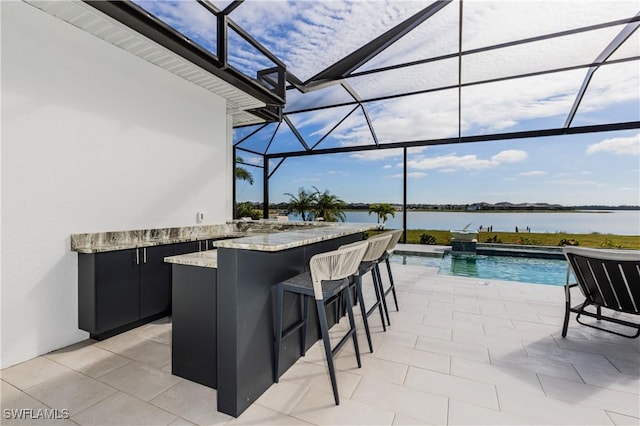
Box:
[135,0,640,206]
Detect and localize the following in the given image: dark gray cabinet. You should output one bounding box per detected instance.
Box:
[78,243,190,340]
[139,245,174,319]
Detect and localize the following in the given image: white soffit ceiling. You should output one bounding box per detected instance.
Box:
[24,0,266,127]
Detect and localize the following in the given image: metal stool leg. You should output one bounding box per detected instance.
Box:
[301,296,309,356]
[274,285,284,382]
[343,287,361,368]
[316,299,340,405]
[385,257,399,311]
[355,276,374,353]
[370,269,387,332]
[374,264,391,326]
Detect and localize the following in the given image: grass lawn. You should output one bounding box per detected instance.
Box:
[371,229,640,250]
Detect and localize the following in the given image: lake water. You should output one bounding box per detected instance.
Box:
[290,210,640,235]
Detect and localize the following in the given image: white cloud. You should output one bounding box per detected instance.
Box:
[407,149,527,172]
[519,171,547,176]
[382,165,393,169]
[586,133,640,156]
[388,172,427,179]
[545,178,601,186]
[327,170,349,176]
[491,150,528,163]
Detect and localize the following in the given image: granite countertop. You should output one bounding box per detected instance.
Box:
[163,222,379,268]
[212,223,379,252]
[165,250,218,269]
[70,224,243,254]
[70,221,351,254]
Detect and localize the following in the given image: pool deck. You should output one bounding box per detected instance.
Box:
[394,243,449,257]
[2,262,638,425]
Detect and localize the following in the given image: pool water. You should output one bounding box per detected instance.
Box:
[391,252,571,286]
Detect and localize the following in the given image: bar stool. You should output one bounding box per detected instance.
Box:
[273,241,368,405]
[378,229,403,313]
[339,233,392,353]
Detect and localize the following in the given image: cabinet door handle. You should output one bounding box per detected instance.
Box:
[135,248,139,265]
[143,247,147,264]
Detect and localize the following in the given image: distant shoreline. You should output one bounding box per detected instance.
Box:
[342,208,633,213]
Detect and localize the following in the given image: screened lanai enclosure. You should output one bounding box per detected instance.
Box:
[89,0,639,236]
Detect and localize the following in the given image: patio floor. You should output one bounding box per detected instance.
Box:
[2,261,639,425]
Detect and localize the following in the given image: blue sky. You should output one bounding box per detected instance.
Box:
[134,0,640,206]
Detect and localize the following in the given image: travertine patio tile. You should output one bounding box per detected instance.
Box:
[524,339,614,367]
[254,380,309,415]
[495,385,615,425]
[379,330,418,349]
[490,348,584,382]
[150,380,230,425]
[389,318,452,341]
[452,311,515,328]
[227,404,313,425]
[573,362,640,395]
[404,366,498,409]
[392,414,429,425]
[429,301,481,315]
[450,357,544,395]
[416,336,490,363]
[372,342,450,374]
[606,411,640,426]
[45,341,131,378]
[484,324,557,342]
[279,359,362,399]
[4,262,640,426]
[1,380,48,411]
[168,417,195,425]
[26,370,117,416]
[538,374,640,418]
[448,398,523,425]
[451,329,526,355]
[98,361,182,402]
[422,315,485,333]
[1,357,70,390]
[512,319,563,334]
[400,292,432,307]
[334,352,408,385]
[351,376,448,424]
[290,387,395,425]
[74,392,177,426]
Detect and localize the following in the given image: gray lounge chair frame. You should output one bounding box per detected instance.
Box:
[563,246,640,338]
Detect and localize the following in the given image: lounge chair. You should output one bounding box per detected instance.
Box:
[562,246,640,338]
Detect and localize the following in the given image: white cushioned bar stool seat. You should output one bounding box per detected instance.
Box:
[273,241,368,405]
[339,233,393,353]
[377,229,404,313]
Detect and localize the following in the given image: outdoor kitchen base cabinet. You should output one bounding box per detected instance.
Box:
[171,265,217,388]
[78,245,173,340]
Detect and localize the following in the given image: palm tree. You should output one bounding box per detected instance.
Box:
[284,187,318,221]
[368,203,396,223]
[314,188,346,222]
[235,156,253,185]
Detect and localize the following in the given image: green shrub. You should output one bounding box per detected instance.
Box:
[559,238,579,246]
[236,202,261,220]
[419,233,437,245]
[485,235,502,243]
[600,238,623,249]
[516,237,540,245]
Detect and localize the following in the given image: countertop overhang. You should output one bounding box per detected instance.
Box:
[163,222,380,268]
[211,223,378,252]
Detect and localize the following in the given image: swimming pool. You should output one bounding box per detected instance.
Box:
[391,252,571,286]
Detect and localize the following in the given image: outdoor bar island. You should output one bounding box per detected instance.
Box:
[164,222,378,417]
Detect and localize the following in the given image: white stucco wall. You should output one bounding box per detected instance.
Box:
[1,1,232,368]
